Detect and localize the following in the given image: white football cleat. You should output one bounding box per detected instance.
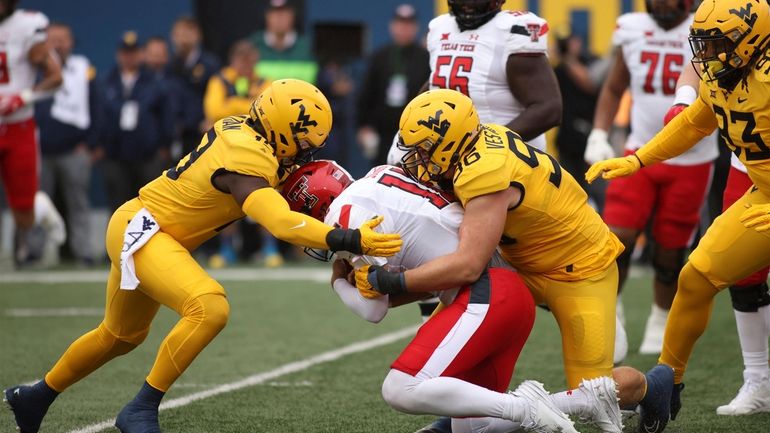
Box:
[716,377,770,416]
[511,380,578,433]
[639,305,668,355]
[578,377,623,433]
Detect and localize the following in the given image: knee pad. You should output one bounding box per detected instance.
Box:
[97,322,147,354]
[729,282,770,313]
[184,292,230,331]
[677,262,717,294]
[652,247,686,286]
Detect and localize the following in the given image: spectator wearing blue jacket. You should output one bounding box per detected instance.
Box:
[169,16,219,155]
[99,31,174,211]
[36,22,102,265]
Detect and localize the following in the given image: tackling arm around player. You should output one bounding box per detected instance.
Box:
[283,160,579,433]
[586,0,770,430]
[2,79,401,433]
[355,89,669,433]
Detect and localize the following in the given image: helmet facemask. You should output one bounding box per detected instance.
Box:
[397,123,480,187]
[690,29,743,84]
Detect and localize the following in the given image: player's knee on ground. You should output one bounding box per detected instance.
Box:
[612,366,646,408]
[183,292,230,332]
[381,369,422,414]
[652,246,685,286]
[728,282,770,313]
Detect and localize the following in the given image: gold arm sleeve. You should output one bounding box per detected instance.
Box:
[636,97,718,166]
[242,187,332,249]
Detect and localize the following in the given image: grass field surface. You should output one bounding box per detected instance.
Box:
[1,268,769,432]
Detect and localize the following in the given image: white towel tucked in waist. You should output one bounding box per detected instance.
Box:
[120,208,160,290]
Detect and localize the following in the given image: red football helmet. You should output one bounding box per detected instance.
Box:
[281,160,353,222]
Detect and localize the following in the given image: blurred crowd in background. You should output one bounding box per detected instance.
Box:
[2,0,729,270]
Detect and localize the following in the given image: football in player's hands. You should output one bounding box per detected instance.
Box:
[663,104,688,126]
[330,258,354,285]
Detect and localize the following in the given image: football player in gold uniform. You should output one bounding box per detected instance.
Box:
[586,0,770,430]
[351,88,663,433]
[2,79,402,433]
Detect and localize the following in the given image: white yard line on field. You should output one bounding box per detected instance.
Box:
[5,307,104,317]
[65,325,419,433]
[0,267,330,284]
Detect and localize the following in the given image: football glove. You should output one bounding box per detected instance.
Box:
[0,94,26,116]
[358,216,402,256]
[739,203,770,233]
[585,154,643,184]
[664,104,688,126]
[584,129,615,164]
[326,216,402,257]
[355,264,407,296]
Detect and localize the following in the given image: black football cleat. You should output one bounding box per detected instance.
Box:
[414,416,452,433]
[637,364,674,433]
[115,400,162,433]
[670,383,685,421]
[3,382,58,433]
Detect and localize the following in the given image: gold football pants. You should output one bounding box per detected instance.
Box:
[46,198,229,392]
[522,264,618,389]
[661,186,770,383]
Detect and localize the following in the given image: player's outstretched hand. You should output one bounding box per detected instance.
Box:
[740,203,770,233]
[354,265,384,299]
[585,154,643,184]
[358,216,402,256]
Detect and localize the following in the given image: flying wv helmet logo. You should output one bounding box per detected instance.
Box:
[416,109,451,136]
[290,100,318,135]
[729,2,757,26]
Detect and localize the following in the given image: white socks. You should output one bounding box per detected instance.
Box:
[381,369,525,421]
[735,307,770,381]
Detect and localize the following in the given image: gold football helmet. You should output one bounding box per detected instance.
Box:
[249,79,332,165]
[397,89,481,184]
[689,0,770,83]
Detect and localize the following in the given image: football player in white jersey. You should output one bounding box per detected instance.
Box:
[665,63,770,416]
[282,161,634,433]
[386,0,561,166]
[0,0,62,265]
[585,0,718,357]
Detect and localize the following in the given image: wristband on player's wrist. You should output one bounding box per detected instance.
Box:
[368,265,407,295]
[326,228,362,255]
[673,85,697,106]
